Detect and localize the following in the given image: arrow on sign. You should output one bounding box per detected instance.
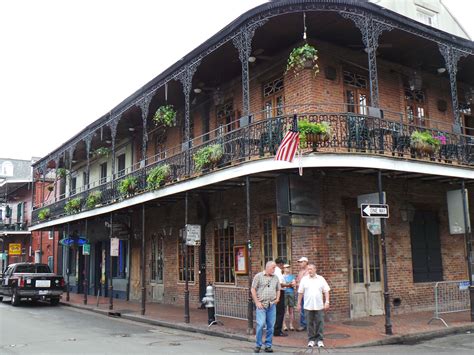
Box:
[361,204,389,218]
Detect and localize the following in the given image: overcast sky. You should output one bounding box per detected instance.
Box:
[0,0,472,161]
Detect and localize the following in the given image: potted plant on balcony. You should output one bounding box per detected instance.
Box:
[38,208,51,221]
[153,105,177,127]
[118,176,138,197]
[47,185,54,192]
[286,43,319,77]
[146,164,171,190]
[93,147,110,158]
[86,191,102,209]
[410,131,441,155]
[56,168,67,179]
[193,144,224,171]
[299,120,331,146]
[64,197,82,214]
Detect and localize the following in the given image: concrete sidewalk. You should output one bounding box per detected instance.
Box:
[61,293,474,349]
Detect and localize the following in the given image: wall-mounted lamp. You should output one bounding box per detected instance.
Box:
[248,56,256,63]
[437,67,446,74]
[193,88,202,94]
[105,139,112,144]
[128,127,135,132]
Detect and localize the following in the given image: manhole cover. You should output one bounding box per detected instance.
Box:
[325,333,351,339]
[342,320,375,327]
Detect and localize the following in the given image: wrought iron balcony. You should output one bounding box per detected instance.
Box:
[0,218,29,232]
[31,105,474,225]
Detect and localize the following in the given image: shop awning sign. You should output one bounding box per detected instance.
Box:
[9,243,22,255]
[361,204,389,218]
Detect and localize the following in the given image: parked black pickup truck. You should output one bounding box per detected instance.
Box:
[0,263,65,306]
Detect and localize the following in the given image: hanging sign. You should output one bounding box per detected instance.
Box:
[185,224,201,246]
[9,243,22,255]
[110,238,120,256]
[83,243,90,255]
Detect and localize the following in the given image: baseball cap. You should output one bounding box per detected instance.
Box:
[297,257,308,262]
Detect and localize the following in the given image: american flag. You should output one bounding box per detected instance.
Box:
[275,115,299,162]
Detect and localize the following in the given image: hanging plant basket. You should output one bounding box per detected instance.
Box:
[64,198,82,215]
[410,131,440,156]
[38,208,51,221]
[153,105,177,127]
[118,176,138,196]
[298,120,331,147]
[286,43,319,76]
[146,164,171,190]
[86,191,102,209]
[47,185,54,192]
[193,144,224,171]
[93,147,110,158]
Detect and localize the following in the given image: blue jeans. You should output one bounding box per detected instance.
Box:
[256,303,276,348]
[300,297,306,328]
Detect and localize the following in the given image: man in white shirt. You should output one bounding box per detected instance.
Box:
[297,264,330,348]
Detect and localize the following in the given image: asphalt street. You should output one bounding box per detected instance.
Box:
[0,299,473,354]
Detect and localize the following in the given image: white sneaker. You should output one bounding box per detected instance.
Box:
[308,341,315,348]
[317,340,324,348]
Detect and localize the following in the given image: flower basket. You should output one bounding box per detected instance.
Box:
[153,105,177,127]
[298,120,331,147]
[146,164,171,190]
[286,43,319,77]
[410,131,440,156]
[193,144,224,171]
[118,176,138,196]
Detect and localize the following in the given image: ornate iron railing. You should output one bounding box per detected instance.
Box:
[32,111,474,225]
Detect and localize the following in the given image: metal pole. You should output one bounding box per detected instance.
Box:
[378,170,392,335]
[109,213,114,310]
[66,223,70,302]
[141,204,146,315]
[83,219,88,305]
[246,176,253,334]
[184,192,190,323]
[461,180,474,321]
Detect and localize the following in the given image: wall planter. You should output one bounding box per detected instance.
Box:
[38,208,50,221]
[193,144,224,171]
[64,198,82,214]
[286,43,319,76]
[118,176,138,197]
[153,105,177,127]
[146,164,171,190]
[86,191,102,209]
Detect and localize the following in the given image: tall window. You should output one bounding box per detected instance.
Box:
[410,211,443,283]
[263,77,284,119]
[112,240,128,278]
[344,70,369,115]
[100,162,107,185]
[151,234,163,283]
[216,101,236,132]
[405,88,427,126]
[262,216,290,265]
[71,177,77,195]
[178,244,195,282]
[214,222,235,283]
[117,154,126,177]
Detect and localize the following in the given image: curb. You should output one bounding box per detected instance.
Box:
[339,323,474,348]
[60,302,253,343]
[61,301,473,349]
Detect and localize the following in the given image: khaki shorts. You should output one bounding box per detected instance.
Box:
[284,292,296,308]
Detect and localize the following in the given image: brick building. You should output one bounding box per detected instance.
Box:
[29,0,473,323]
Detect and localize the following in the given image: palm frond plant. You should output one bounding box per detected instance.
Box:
[153,105,177,127]
[193,144,224,171]
[86,191,102,209]
[146,164,171,190]
[64,198,82,214]
[286,43,319,76]
[38,208,51,221]
[118,176,138,197]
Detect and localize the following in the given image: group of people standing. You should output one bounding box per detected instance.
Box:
[250,256,330,353]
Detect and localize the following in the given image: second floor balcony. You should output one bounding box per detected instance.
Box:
[31,104,474,225]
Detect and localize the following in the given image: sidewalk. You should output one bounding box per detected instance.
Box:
[61,293,473,349]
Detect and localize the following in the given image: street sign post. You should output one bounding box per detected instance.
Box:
[361,204,389,218]
[83,243,90,255]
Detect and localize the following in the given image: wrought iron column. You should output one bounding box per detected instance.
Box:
[68,146,75,197]
[184,192,190,323]
[461,180,474,321]
[438,44,468,133]
[109,213,114,310]
[378,170,392,335]
[141,204,146,315]
[232,20,267,118]
[177,62,200,176]
[139,95,151,165]
[83,219,88,305]
[341,13,392,108]
[109,118,118,190]
[85,135,92,190]
[66,223,70,302]
[246,176,253,334]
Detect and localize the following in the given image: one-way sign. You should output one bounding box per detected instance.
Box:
[361,204,389,218]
